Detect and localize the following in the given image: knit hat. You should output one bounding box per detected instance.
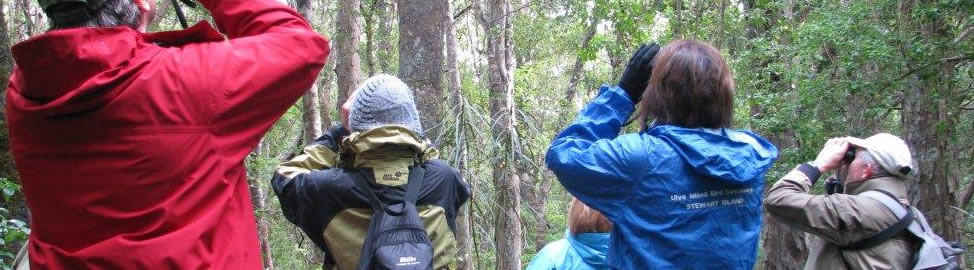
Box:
[846,133,914,179]
[348,74,423,136]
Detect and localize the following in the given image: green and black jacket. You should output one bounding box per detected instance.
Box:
[271,125,470,270]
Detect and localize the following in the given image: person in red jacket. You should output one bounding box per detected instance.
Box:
[5,0,329,267]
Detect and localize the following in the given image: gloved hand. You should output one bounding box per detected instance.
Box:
[314,124,350,153]
[618,43,661,102]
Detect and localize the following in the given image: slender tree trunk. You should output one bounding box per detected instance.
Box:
[362,1,376,77]
[336,0,363,115]
[375,0,395,73]
[521,170,553,253]
[608,23,627,81]
[250,140,275,270]
[445,4,474,269]
[301,85,323,143]
[317,1,336,129]
[319,59,335,129]
[565,14,597,106]
[296,0,323,143]
[0,0,17,180]
[398,0,447,142]
[672,0,683,38]
[483,0,521,268]
[18,0,33,38]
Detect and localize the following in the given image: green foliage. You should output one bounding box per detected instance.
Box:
[0,178,27,270]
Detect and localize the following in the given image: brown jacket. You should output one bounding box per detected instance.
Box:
[765,166,919,270]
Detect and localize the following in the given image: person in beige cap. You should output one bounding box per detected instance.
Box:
[764,133,921,269]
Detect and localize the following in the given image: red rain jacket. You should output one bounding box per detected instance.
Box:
[4,0,328,267]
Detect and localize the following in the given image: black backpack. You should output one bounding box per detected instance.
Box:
[353,165,434,270]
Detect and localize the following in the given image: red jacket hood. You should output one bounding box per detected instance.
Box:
[8,22,223,117]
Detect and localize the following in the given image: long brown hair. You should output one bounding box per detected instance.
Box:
[635,40,735,130]
[568,197,612,235]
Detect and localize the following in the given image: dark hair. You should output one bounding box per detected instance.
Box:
[49,0,141,30]
[636,40,735,130]
[568,197,612,235]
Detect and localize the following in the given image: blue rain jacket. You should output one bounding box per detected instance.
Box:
[526,230,611,270]
[545,86,778,269]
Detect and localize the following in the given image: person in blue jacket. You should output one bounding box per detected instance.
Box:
[545,40,778,269]
[527,197,612,270]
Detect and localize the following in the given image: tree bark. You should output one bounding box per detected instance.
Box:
[250,140,275,270]
[0,0,18,181]
[672,0,683,38]
[362,0,376,77]
[296,0,323,143]
[319,59,335,129]
[520,169,553,253]
[762,214,812,270]
[336,0,363,115]
[445,4,474,269]
[398,0,447,142]
[375,0,395,73]
[483,0,521,268]
[899,0,964,248]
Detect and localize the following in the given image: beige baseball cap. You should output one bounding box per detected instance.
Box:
[845,133,914,178]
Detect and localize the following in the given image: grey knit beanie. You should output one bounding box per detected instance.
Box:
[348,74,424,136]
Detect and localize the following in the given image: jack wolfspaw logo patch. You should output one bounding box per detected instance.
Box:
[375,166,408,186]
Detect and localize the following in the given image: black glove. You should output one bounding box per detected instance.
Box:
[618,43,661,102]
[314,124,350,153]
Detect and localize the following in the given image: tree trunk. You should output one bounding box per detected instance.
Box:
[899,0,964,249]
[0,0,18,180]
[296,0,323,143]
[301,85,323,143]
[319,58,335,129]
[762,214,811,270]
[336,0,363,115]
[375,0,395,73]
[520,169,553,253]
[398,0,447,142]
[362,1,376,77]
[250,140,275,270]
[445,4,474,270]
[565,14,598,107]
[483,0,521,268]
[672,0,683,38]
[317,1,336,129]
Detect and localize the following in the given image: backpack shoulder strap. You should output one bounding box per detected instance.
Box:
[840,189,915,250]
[351,171,386,211]
[403,165,425,204]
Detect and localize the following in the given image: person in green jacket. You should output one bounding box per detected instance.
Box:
[271,74,470,269]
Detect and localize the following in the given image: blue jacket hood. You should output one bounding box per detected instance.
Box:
[525,230,610,270]
[566,231,610,267]
[648,125,778,185]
